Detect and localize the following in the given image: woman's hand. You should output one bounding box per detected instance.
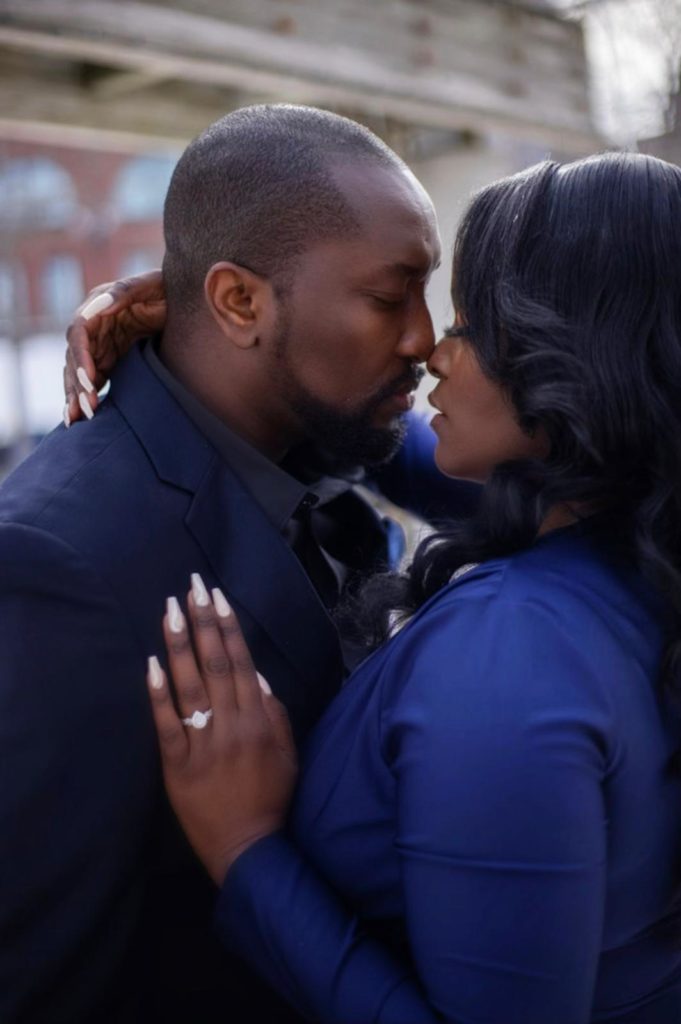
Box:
[64,270,166,425]
[146,575,298,886]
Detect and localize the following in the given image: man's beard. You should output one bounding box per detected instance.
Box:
[273,311,424,474]
[290,385,410,472]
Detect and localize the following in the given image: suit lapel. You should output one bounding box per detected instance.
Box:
[185,458,344,706]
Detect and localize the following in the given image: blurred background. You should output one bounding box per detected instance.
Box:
[0,0,679,478]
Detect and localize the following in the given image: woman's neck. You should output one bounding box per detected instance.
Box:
[537,504,584,537]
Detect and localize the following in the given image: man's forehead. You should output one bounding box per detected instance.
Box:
[347,182,439,264]
[359,211,442,273]
[333,159,434,220]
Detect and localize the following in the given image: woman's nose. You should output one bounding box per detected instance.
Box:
[427,340,449,379]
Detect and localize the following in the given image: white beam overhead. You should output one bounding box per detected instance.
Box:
[0,0,597,147]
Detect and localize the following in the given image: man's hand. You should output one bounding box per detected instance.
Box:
[64,270,166,425]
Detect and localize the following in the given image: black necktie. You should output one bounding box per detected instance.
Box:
[288,494,341,612]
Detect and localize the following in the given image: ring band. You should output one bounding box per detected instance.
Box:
[181,708,213,730]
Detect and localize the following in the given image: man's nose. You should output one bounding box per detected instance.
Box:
[398,302,435,362]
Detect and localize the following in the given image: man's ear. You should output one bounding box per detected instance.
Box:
[204,262,272,349]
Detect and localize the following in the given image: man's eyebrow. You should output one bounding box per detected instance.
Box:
[376,259,440,276]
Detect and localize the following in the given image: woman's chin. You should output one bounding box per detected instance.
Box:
[433,447,462,480]
[434,446,486,484]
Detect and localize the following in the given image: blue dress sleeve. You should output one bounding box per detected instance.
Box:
[369,412,481,523]
[216,588,613,1023]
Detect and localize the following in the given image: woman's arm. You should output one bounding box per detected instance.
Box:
[381,593,609,1022]
[149,581,610,1023]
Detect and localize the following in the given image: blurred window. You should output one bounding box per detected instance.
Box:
[0,338,22,445]
[120,249,161,278]
[113,155,177,222]
[0,262,15,320]
[21,334,68,436]
[42,255,84,323]
[0,261,29,331]
[0,158,79,230]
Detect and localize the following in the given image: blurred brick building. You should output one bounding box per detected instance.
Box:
[0,138,174,331]
[0,137,178,467]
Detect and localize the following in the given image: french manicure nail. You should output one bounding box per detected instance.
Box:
[81,292,114,320]
[63,404,70,428]
[191,572,210,607]
[166,596,184,633]
[257,672,272,696]
[78,392,94,421]
[211,587,231,617]
[76,367,95,394]
[148,655,164,689]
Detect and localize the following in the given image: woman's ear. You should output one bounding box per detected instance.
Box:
[204,262,272,349]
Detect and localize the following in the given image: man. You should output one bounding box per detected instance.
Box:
[0,105,475,1023]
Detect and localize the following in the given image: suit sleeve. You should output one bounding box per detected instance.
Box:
[369,412,480,523]
[0,523,157,1022]
[215,593,610,1024]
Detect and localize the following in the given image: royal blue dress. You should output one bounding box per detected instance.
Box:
[216,524,681,1023]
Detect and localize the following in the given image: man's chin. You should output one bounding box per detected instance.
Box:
[315,417,407,473]
[289,388,409,473]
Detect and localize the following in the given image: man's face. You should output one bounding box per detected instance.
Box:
[267,162,441,467]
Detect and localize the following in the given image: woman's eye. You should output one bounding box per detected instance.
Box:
[443,323,468,338]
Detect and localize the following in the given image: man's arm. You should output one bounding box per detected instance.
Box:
[369,412,481,524]
[0,523,157,1023]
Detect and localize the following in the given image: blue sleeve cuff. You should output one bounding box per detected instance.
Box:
[214,833,434,1024]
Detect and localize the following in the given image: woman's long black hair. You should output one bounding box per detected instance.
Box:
[353,152,681,698]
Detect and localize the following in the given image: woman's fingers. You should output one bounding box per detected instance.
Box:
[260,685,297,761]
[146,656,189,766]
[64,288,116,422]
[186,575,238,715]
[212,588,264,712]
[159,576,273,727]
[163,592,214,726]
[64,270,165,419]
[64,325,99,424]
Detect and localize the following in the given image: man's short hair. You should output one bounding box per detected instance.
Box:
[162,104,403,314]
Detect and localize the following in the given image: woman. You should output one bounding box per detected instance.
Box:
[67,153,681,1022]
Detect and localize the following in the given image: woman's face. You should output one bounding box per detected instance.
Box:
[426,321,548,482]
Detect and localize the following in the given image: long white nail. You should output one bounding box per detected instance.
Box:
[191,572,210,607]
[63,403,70,428]
[78,392,94,421]
[81,292,114,320]
[166,596,184,633]
[211,587,231,618]
[76,367,95,394]
[257,672,272,695]
[148,655,164,689]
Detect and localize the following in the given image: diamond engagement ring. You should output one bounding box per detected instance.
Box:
[181,708,213,730]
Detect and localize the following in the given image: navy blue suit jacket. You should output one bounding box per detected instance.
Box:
[0,347,476,1023]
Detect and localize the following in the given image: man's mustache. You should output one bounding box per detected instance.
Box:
[371,366,426,406]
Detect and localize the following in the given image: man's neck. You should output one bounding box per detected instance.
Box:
[157,328,294,462]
